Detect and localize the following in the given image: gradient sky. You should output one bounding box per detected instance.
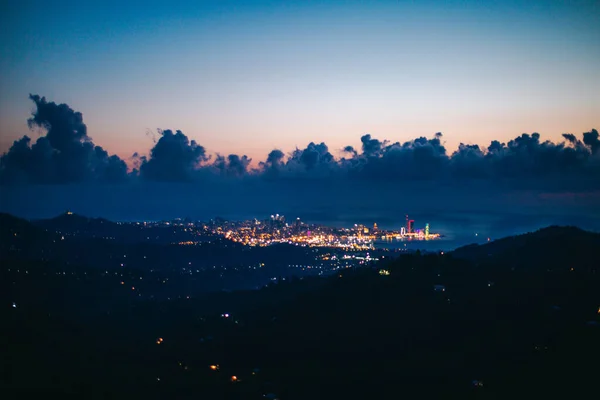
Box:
[1,0,599,165]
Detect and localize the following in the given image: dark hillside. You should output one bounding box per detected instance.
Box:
[452,226,600,271]
[3,222,599,399]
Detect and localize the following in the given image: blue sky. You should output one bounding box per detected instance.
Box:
[1,0,599,164]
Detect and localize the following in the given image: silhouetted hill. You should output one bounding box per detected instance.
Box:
[452,225,600,271]
[33,211,132,240]
[3,220,600,399]
[36,211,114,229]
[31,212,220,244]
[0,212,346,295]
[0,213,60,256]
[0,213,50,239]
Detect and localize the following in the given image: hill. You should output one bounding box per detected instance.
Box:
[0,213,61,257]
[32,212,219,244]
[2,221,600,399]
[0,212,53,240]
[33,211,132,240]
[451,225,600,271]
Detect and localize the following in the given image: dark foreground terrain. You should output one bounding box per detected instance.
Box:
[2,216,600,399]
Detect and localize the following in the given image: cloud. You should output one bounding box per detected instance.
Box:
[360,134,387,158]
[214,154,252,177]
[285,142,335,172]
[258,149,285,177]
[450,143,488,179]
[562,133,578,144]
[139,129,209,182]
[0,94,128,184]
[358,134,449,180]
[583,129,600,155]
[343,145,357,156]
[1,95,599,221]
[481,132,598,182]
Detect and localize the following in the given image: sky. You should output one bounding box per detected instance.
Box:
[1,0,599,164]
[1,0,599,233]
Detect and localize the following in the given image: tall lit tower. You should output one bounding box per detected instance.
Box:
[425,223,430,238]
[408,219,414,234]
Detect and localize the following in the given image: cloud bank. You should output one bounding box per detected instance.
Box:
[1,95,599,228]
[1,95,128,184]
[2,94,599,188]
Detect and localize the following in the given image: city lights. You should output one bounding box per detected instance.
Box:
[181,213,441,249]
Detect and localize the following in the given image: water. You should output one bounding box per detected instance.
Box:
[373,235,489,252]
[299,210,596,252]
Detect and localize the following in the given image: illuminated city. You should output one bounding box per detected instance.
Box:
[169,213,440,249]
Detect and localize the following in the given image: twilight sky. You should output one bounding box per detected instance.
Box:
[1,0,599,164]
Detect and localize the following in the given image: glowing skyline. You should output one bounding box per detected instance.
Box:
[1,0,598,164]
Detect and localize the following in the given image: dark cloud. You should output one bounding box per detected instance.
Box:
[343,145,357,156]
[256,143,339,180]
[481,132,597,180]
[1,96,599,206]
[214,154,251,177]
[349,134,448,180]
[286,142,334,171]
[93,146,129,182]
[27,94,88,152]
[0,94,128,184]
[450,144,488,179]
[360,134,386,157]
[258,149,285,177]
[139,129,209,182]
[562,133,578,144]
[265,149,285,167]
[583,129,600,155]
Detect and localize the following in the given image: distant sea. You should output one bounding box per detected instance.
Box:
[372,236,486,252]
[298,211,600,252]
